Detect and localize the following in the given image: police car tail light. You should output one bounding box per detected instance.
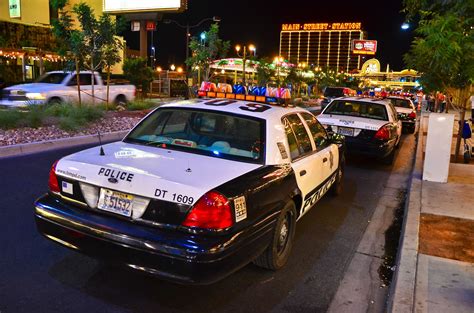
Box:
[48,160,60,194]
[79,183,99,209]
[182,191,233,230]
[408,111,416,119]
[374,125,390,141]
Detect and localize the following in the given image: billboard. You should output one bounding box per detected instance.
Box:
[103,0,185,13]
[352,40,377,55]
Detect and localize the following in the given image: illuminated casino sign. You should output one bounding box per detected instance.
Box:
[281,22,362,31]
[352,40,377,55]
[103,0,186,13]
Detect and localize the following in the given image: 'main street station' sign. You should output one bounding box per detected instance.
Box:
[282,22,362,31]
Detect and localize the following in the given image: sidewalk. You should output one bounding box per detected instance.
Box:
[389,112,474,312]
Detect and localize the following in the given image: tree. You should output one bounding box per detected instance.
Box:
[403,0,474,160]
[51,0,84,106]
[186,24,230,83]
[98,14,124,108]
[255,58,275,86]
[51,1,123,107]
[72,3,123,106]
[123,58,153,98]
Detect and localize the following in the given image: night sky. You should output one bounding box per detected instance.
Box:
[124,0,413,70]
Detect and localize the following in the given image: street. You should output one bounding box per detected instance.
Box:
[0,133,415,313]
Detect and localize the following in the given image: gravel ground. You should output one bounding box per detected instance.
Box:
[0,112,144,146]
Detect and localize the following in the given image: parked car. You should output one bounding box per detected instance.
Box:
[387,96,416,133]
[320,87,356,110]
[35,98,345,284]
[0,71,135,108]
[317,96,402,164]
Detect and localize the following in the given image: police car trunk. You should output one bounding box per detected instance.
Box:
[317,98,397,158]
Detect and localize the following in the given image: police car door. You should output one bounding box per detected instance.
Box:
[300,112,339,182]
[283,114,324,219]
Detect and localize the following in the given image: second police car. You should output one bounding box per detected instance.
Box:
[317,96,402,164]
[387,96,417,133]
[35,98,345,284]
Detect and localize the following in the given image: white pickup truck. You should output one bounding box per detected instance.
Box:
[0,71,135,108]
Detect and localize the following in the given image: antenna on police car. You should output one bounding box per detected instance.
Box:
[98,131,105,156]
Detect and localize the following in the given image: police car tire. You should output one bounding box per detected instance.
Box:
[253,201,296,270]
[330,159,345,197]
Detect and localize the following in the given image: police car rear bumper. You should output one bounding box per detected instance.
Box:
[34,194,275,285]
[344,137,394,158]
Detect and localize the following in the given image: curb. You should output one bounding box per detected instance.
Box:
[0,130,128,159]
[388,116,425,312]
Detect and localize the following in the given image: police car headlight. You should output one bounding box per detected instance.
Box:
[79,183,99,208]
[26,92,46,100]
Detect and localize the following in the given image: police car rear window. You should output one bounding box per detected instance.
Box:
[325,100,388,121]
[388,98,412,108]
[124,108,265,163]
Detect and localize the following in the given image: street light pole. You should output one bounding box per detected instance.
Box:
[235,44,256,86]
[164,16,221,79]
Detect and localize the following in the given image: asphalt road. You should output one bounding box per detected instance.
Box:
[0,135,415,313]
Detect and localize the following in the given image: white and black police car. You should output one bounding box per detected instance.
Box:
[387,96,417,133]
[317,96,402,164]
[35,98,345,284]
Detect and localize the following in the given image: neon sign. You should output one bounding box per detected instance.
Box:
[282,22,362,31]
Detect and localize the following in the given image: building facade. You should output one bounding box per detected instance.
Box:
[279,22,366,72]
[0,0,106,83]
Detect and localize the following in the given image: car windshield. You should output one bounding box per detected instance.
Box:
[35,73,68,84]
[389,98,412,108]
[324,87,345,97]
[325,100,388,121]
[124,108,265,164]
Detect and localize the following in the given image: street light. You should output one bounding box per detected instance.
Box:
[401,22,410,30]
[235,44,256,85]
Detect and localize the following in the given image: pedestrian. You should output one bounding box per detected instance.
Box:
[470,94,474,121]
[438,92,446,113]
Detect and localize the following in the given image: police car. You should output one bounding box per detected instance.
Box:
[387,96,417,133]
[35,98,345,284]
[317,96,402,164]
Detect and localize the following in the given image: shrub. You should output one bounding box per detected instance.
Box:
[0,109,23,129]
[123,58,153,98]
[127,100,157,111]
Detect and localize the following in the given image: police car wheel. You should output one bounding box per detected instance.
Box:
[330,159,345,196]
[253,201,296,270]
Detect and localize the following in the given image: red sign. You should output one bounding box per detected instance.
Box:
[146,21,156,31]
[352,40,377,55]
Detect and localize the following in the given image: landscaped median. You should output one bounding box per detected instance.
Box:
[0,100,162,156]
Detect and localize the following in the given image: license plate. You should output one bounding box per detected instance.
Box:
[98,188,133,217]
[338,126,354,137]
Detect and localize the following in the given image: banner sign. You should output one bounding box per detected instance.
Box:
[9,0,21,18]
[104,0,183,13]
[352,40,377,55]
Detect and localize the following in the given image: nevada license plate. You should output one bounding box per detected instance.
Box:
[98,188,133,217]
[338,126,354,137]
